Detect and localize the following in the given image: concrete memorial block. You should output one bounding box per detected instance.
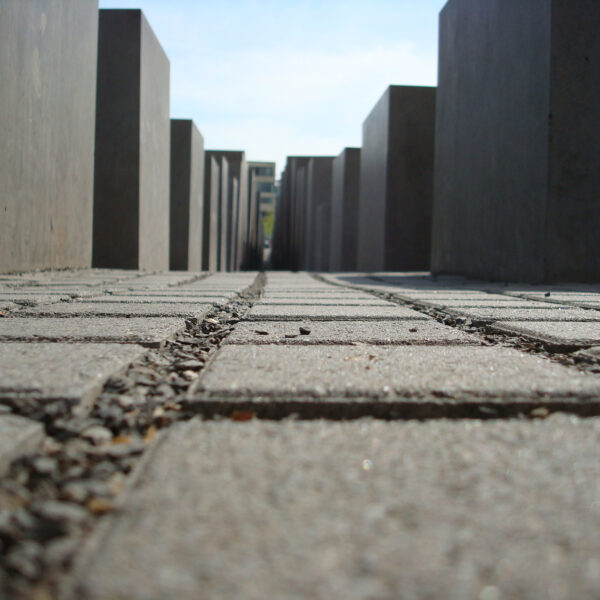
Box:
[329,148,361,271]
[432,0,600,283]
[219,157,230,272]
[357,85,436,272]
[206,151,247,270]
[315,203,331,271]
[229,177,240,271]
[202,155,220,271]
[304,157,334,271]
[169,120,205,271]
[0,0,98,272]
[93,10,170,270]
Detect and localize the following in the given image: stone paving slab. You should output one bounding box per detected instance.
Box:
[492,321,600,348]
[262,291,373,298]
[12,303,212,318]
[0,318,185,347]
[0,343,146,408]
[420,299,555,308]
[246,304,428,321]
[77,296,225,304]
[446,306,600,322]
[101,290,234,300]
[0,294,73,305]
[194,345,600,403]
[65,416,600,600]
[226,320,480,346]
[256,298,392,306]
[0,414,45,476]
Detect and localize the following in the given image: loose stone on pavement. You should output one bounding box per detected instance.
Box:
[0,414,45,476]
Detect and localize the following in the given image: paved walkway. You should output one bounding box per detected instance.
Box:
[1,270,600,598]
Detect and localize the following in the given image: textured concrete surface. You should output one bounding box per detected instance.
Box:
[0,0,98,272]
[447,307,600,322]
[246,304,428,321]
[357,85,436,271]
[0,414,45,476]
[492,321,600,348]
[169,120,204,271]
[256,298,392,306]
[432,0,600,282]
[202,155,220,272]
[0,343,145,405]
[0,317,184,347]
[226,320,479,345]
[66,417,600,600]
[93,10,170,270]
[16,303,212,318]
[195,345,599,399]
[330,148,361,271]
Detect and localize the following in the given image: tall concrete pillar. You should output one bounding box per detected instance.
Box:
[357,85,435,272]
[0,0,98,272]
[304,157,334,271]
[93,10,170,270]
[432,0,600,283]
[330,148,361,271]
[170,120,204,271]
[218,156,229,272]
[202,155,220,272]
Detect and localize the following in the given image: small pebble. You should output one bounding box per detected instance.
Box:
[299,327,311,335]
[81,426,112,445]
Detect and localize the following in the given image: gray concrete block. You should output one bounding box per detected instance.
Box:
[0,0,98,272]
[195,345,600,401]
[0,414,45,476]
[329,148,361,271]
[0,317,184,348]
[202,155,220,271]
[93,10,170,270]
[82,295,223,304]
[447,307,600,322]
[0,343,146,406]
[226,319,479,345]
[492,321,600,348]
[432,0,600,282]
[255,298,392,306]
[246,304,428,321]
[357,85,436,271]
[170,120,205,271]
[17,302,211,318]
[63,417,600,600]
[218,156,229,271]
[315,202,331,271]
[304,157,334,270]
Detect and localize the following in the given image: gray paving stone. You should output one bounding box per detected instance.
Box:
[0,343,146,408]
[421,299,556,308]
[492,321,600,348]
[447,306,600,322]
[101,290,234,300]
[246,304,427,321]
[256,298,392,306]
[78,295,223,304]
[0,318,184,347]
[65,417,600,600]
[194,345,600,405]
[0,293,72,305]
[0,414,45,476]
[226,320,479,345]
[13,302,212,318]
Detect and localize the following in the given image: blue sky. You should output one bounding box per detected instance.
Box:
[98,0,446,177]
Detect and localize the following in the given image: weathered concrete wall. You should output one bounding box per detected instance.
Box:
[431,0,550,282]
[432,0,600,282]
[0,0,98,272]
[169,120,204,271]
[304,158,334,271]
[202,155,220,272]
[545,0,600,282]
[330,148,361,271]
[218,157,229,272]
[229,177,240,271]
[316,203,332,272]
[358,86,435,272]
[93,10,170,270]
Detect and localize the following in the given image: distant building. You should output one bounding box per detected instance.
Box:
[248,161,276,246]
